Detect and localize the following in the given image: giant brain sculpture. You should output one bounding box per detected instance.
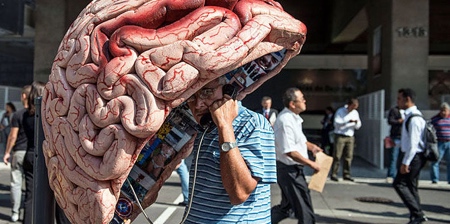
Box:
[41,0,307,223]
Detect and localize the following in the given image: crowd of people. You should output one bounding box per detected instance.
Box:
[1,77,448,224]
[176,79,449,224]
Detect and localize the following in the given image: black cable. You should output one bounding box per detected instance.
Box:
[126,178,154,224]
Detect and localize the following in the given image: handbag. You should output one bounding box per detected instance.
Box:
[384,136,395,149]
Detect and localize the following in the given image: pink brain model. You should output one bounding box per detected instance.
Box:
[41,0,307,223]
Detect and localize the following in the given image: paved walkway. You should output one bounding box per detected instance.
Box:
[0,157,449,224]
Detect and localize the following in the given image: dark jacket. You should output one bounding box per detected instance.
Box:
[388,106,403,138]
[256,108,278,119]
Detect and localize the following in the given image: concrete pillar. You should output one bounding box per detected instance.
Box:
[33,0,90,82]
[368,0,429,109]
[391,0,429,109]
[33,0,67,82]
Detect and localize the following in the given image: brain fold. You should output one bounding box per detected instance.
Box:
[42,0,307,223]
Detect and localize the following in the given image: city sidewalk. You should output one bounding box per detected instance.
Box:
[0,157,449,224]
[298,157,450,224]
[0,162,18,224]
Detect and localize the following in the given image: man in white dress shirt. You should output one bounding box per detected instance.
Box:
[393,88,428,224]
[271,87,322,224]
[330,98,362,181]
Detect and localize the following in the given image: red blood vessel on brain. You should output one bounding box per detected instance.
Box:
[41,0,307,223]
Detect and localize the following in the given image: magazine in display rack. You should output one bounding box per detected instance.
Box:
[224,49,286,92]
[111,49,286,223]
[111,104,200,223]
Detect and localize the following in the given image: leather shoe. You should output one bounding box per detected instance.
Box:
[408,215,428,224]
[343,177,355,182]
[330,176,339,182]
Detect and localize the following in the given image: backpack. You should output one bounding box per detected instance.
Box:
[405,114,439,162]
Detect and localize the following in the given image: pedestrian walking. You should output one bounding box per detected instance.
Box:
[393,88,428,224]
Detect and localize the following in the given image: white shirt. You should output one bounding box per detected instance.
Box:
[263,109,276,126]
[333,105,362,136]
[401,105,426,165]
[273,108,308,165]
[400,109,406,119]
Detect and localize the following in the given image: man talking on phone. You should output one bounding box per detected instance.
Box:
[330,98,362,182]
[184,75,277,223]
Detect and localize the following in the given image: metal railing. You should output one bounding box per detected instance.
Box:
[33,96,55,223]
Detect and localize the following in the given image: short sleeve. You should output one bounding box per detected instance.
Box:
[235,113,277,184]
[10,111,21,128]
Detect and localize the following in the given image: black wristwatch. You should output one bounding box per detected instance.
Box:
[220,142,238,152]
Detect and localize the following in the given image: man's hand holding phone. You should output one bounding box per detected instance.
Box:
[199,84,239,128]
[209,93,238,129]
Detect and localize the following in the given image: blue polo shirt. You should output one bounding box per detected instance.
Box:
[184,102,277,223]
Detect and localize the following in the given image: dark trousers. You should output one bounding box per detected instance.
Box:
[321,129,334,156]
[393,152,426,219]
[23,151,34,224]
[23,150,70,224]
[271,161,315,224]
[331,134,354,178]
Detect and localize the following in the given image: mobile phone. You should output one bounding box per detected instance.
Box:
[222,84,238,100]
[198,84,238,129]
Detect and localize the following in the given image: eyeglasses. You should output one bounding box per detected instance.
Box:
[186,85,222,103]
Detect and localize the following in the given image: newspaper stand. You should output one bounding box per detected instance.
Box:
[32,49,288,223]
[34,96,55,224]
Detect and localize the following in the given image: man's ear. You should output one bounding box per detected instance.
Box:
[288,101,295,109]
[406,96,413,104]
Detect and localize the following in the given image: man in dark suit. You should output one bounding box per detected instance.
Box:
[257,96,278,126]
